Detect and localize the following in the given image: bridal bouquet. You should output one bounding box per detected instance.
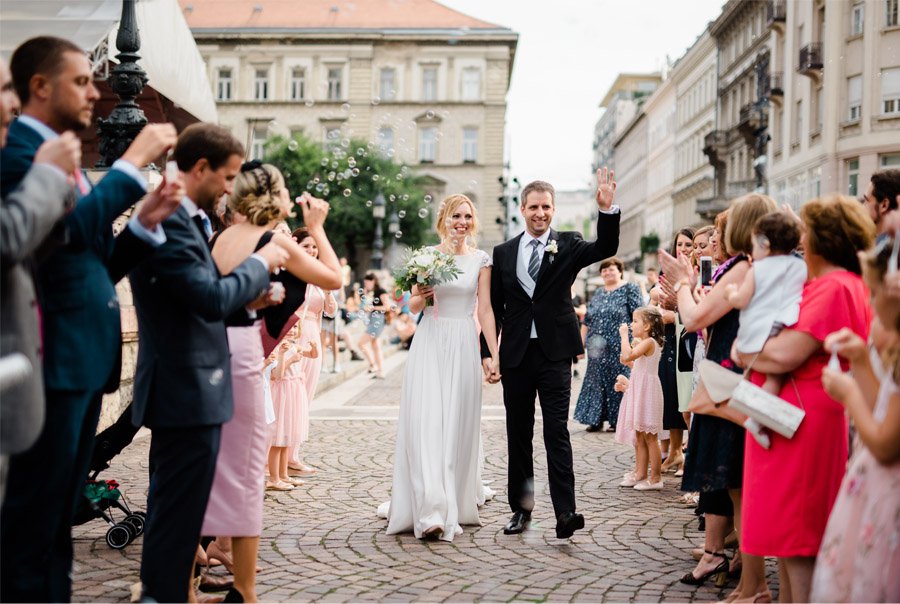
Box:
[392,247,461,306]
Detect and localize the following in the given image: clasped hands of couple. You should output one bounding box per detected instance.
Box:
[409,282,502,384]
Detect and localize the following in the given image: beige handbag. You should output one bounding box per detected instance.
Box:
[698,358,806,439]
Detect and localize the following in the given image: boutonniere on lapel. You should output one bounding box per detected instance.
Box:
[546,239,559,263]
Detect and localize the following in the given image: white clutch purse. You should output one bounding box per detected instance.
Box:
[698,359,805,439]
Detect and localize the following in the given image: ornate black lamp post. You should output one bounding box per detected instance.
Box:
[96,0,149,167]
[370,193,386,270]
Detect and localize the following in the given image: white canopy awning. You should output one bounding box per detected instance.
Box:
[0,0,217,123]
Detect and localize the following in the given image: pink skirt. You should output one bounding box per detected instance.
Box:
[202,324,270,537]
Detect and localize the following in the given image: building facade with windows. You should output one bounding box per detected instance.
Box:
[613,112,650,266]
[643,76,677,249]
[181,0,517,246]
[701,0,773,219]
[671,30,716,229]
[591,73,661,175]
[767,0,900,206]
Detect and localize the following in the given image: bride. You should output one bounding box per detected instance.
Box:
[377,193,500,541]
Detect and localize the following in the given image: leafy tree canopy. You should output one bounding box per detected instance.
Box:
[264,134,437,269]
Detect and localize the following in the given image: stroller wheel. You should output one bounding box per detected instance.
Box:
[106,523,132,549]
[133,511,147,520]
[124,514,145,537]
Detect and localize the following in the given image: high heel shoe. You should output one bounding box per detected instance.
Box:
[205,541,234,574]
[679,550,729,587]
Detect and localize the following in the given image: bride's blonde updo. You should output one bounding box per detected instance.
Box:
[228,161,290,226]
[435,193,479,246]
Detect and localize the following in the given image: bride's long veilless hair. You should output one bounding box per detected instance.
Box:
[435,194,480,247]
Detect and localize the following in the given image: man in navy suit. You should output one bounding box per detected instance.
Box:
[0,36,181,602]
[129,123,288,602]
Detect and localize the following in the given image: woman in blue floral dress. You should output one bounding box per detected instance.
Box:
[574,257,644,431]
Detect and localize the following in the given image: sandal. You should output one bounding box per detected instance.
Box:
[265,480,294,491]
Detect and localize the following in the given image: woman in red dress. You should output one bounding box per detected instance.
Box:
[736,195,875,603]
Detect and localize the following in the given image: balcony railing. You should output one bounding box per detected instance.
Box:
[769,72,784,98]
[798,43,824,76]
[766,0,786,28]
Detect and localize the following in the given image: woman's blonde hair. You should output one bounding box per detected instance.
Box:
[861,237,900,382]
[725,193,777,256]
[228,162,289,226]
[435,194,479,245]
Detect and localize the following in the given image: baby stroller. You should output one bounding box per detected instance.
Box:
[72,404,146,550]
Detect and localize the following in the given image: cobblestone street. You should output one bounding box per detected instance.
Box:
[72,353,773,602]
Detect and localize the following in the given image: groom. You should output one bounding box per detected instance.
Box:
[482,168,619,538]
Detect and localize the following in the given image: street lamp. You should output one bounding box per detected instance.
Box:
[386,211,400,267]
[371,192,386,269]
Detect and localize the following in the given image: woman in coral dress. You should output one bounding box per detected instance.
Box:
[735,196,875,603]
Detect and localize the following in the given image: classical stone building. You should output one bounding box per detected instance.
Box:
[701,0,773,219]
[643,76,676,250]
[179,0,517,247]
[613,112,650,267]
[671,30,716,229]
[767,0,900,206]
[592,73,661,175]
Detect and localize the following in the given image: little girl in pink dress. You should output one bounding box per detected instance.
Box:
[616,306,666,491]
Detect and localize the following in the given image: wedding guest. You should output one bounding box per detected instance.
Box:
[690,225,715,269]
[0,36,181,602]
[659,229,693,471]
[358,273,390,379]
[812,236,900,602]
[616,306,666,490]
[128,125,287,603]
[0,56,80,502]
[860,168,900,241]
[573,257,642,432]
[736,195,875,603]
[200,162,341,602]
[659,194,776,589]
[287,227,337,477]
[267,323,313,490]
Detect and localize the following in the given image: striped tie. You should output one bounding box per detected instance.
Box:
[528,239,541,282]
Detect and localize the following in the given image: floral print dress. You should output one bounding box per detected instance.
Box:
[574,282,643,428]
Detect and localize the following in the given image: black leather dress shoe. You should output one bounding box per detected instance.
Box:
[555,511,585,538]
[503,511,531,534]
[199,573,234,593]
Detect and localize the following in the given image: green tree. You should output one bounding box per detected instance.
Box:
[264,134,435,270]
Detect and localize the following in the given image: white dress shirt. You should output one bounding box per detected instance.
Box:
[15,114,166,246]
[516,230,550,338]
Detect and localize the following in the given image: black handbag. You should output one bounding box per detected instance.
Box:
[677,327,697,372]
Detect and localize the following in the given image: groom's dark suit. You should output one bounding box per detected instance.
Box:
[483,212,619,519]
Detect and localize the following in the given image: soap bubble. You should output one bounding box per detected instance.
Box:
[304,99,315,108]
[398,210,406,218]
[287,140,299,152]
[418,208,429,219]
[351,167,360,177]
[365,199,373,207]
[426,109,435,119]
[394,230,403,239]
[341,102,351,112]
[343,188,352,197]
[371,97,381,106]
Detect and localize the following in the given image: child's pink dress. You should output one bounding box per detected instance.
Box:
[615,340,664,446]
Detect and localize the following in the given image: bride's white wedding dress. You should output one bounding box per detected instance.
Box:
[376,248,494,542]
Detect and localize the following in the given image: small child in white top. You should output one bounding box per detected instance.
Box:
[726,210,807,448]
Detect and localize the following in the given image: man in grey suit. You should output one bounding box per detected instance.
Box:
[129,123,288,602]
[0,58,79,501]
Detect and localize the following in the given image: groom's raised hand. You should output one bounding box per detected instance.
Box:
[595,166,617,212]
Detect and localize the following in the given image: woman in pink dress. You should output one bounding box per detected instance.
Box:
[288,228,337,476]
[811,235,900,602]
[735,196,875,603]
[202,163,342,602]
